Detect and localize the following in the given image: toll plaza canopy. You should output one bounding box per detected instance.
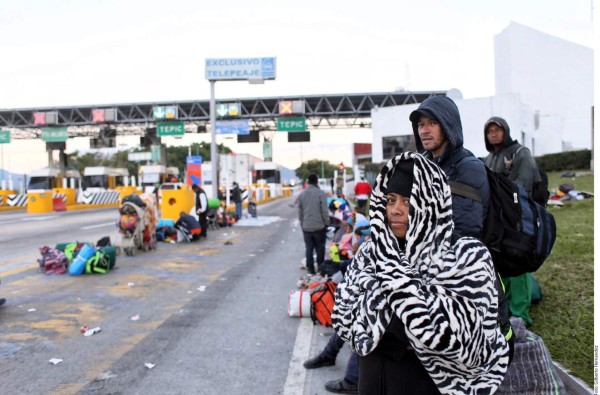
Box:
[0,91,446,139]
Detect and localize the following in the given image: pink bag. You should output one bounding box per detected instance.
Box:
[37,246,68,275]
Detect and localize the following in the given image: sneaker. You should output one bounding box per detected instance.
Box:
[324,378,358,394]
[303,353,335,369]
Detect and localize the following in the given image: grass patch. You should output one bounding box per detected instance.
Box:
[529,170,594,386]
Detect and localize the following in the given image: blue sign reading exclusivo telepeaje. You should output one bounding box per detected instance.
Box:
[205,57,276,81]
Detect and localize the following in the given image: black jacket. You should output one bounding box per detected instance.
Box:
[231,186,242,203]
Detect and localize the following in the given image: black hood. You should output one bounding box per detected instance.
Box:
[410,96,463,156]
[484,116,513,153]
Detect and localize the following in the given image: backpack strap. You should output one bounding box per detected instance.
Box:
[448,180,482,203]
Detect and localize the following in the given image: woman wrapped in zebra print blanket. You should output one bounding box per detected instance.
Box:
[332,152,510,394]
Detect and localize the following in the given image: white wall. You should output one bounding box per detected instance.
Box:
[494,22,594,151]
[372,94,546,163]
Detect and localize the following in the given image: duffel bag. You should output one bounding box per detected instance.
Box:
[288,289,311,318]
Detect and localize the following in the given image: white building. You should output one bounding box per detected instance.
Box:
[371,22,594,164]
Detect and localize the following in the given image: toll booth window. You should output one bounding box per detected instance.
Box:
[28,177,53,190]
[142,174,160,184]
[255,170,281,184]
[83,175,108,188]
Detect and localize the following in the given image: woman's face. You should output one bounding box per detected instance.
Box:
[385,192,410,239]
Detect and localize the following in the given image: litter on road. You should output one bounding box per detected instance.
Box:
[84,327,101,336]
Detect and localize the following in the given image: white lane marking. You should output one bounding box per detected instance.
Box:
[22,216,58,221]
[283,318,313,395]
[81,222,116,230]
[234,216,282,227]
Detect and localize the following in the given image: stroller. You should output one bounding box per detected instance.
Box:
[117,195,155,256]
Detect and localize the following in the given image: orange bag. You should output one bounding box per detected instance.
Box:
[309,280,337,327]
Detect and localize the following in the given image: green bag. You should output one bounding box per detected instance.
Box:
[85,247,117,274]
[58,242,91,263]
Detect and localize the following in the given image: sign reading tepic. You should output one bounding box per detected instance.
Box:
[205,57,276,81]
[41,127,69,142]
[277,117,306,132]
[157,121,185,137]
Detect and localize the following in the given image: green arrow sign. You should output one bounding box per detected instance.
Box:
[216,104,228,117]
[277,117,306,132]
[157,121,185,137]
[41,127,69,142]
[0,130,10,144]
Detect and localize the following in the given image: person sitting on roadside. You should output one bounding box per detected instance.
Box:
[174,211,201,242]
[332,152,510,394]
[303,217,372,395]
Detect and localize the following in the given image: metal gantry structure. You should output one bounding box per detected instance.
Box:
[0,91,445,139]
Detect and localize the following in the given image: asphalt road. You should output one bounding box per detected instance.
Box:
[0,197,350,395]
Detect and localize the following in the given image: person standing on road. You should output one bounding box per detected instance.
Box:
[353,177,372,210]
[483,116,542,326]
[298,173,330,275]
[191,184,208,239]
[231,182,243,221]
[332,152,510,394]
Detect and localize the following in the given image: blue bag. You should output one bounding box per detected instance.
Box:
[68,244,96,276]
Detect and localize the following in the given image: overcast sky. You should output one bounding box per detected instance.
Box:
[0,0,595,174]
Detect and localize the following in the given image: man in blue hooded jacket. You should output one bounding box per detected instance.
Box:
[410,96,512,355]
[410,95,490,239]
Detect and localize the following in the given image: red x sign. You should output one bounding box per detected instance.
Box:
[92,109,105,123]
[33,112,46,125]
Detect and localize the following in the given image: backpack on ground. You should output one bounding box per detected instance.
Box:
[450,167,557,278]
[288,289,311,318]
[309,280,337,327]
[85,247,117,274]
[37,246,69,275]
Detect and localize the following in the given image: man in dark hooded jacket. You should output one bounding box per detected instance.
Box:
[410,95,490,239]
[484,116,541,326]
[484,116,541,192]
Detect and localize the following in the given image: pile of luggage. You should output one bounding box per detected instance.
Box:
[38,237,117,276]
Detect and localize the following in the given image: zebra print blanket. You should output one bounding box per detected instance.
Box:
[332,152,509,394]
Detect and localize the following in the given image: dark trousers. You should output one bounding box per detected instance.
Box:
[323,332,359,384]
[359,350,440,394]
[303,228,326,274]
[357,198,368,209]
[199,212,208,237]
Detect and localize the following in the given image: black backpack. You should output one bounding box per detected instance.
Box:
[450,167,557,278]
